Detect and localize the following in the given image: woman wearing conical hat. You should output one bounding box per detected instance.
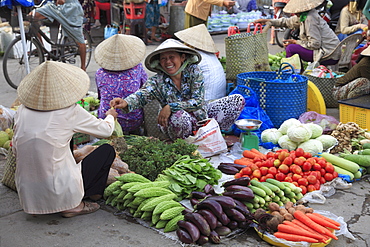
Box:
[174,24,226,102]
[256,0,340,67]
[13,61,118,217]
[110,39,245,140]
[94,34,148,134]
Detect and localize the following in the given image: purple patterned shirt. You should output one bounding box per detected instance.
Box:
[95,64,148,132]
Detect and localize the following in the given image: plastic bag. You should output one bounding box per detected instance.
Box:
[185,118,227,158]
[298,111,339,134]
[104,25,118,39]
[281,54,301,74]
[111,119,123,138]
[0,105,16,131]
[228,85,274,140]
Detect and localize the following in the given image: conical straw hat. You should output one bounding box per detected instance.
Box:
[283,0,324,14]
[17,61,90,111]
[145,38,202,73]
[94,34,146,71]
[174,24,218,53]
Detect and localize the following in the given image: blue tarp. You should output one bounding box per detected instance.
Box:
[1,0,34,8]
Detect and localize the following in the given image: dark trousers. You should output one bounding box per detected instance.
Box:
[80,144,116,197]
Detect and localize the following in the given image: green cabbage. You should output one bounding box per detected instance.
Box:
[261,128,283,144]
[287,124,312,143]
[278,118,301,135]
[278,135,298,151]
[305,123,323,139]
[298,139,324,156]
[315,135,337,150]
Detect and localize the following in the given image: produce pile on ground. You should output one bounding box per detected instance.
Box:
[255,201,340,244]
[118,136,200,181]
[261,118,338,156]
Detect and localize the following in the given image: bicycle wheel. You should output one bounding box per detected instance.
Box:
[2,36,44,89]
[275,27,287,48]
[61,29,92,69]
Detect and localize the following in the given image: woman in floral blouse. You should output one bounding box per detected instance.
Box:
[110,39,244,140]
[94,34,147,134]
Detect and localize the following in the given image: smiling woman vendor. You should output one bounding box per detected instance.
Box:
[110,39,245,140]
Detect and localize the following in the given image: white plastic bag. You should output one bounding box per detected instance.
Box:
[185,118,227,158]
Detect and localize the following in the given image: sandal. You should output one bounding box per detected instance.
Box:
[61,201,100,218]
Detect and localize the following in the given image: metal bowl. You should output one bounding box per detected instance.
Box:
[235,119,263,131]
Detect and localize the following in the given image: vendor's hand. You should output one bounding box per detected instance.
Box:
[56,0,65,5]
[106,108,118,120]
[255,19,269,25]
[157,105,171,128]
[110,98,127,109]
[283,39,296,47]
[360,24,368,30]
[223,0,235,9]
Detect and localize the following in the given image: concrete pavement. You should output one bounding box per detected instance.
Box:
[1,30,368,247]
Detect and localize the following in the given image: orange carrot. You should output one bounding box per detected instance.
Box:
[306,213,340,230]
[274,232,319,243]
[278,223,326,242]
[291,219,329,241]
[242,150,259,159]
[311,212,341,227]
[234,159,253,166]
[250,148,267,159]
[293,210,338,240]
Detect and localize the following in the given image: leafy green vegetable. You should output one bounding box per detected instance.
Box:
[158,155,222,200]
[119,137,200,181]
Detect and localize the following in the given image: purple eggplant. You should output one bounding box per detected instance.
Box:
[190,198,200,207]
[206,196,236,209]
[190,191,207,200]
[209,230,221,244]
[203,184,216,195]
[184,213,211,237]
[222,177,250,187]
[224,208,246,222]
[195,199,223,217]
[223,190,254,201]
[197,209,218,230]
[215,226,231,236]
[227,221,239,230]
[177,220,200,242]
[219,212,231,226]
[225,185,253,193]
[176,228,193,244]
[196,235,209,245]
[217,164,239,175]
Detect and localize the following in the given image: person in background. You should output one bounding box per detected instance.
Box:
[269,0,290,45]
[232,0,257,13]
[110,39,245,140]
[29,0,87,70]
[184,0,235,28]
[335,0,367,40]
[13,61,118,217]
[79,0,95,31]
[92,0,111,29]
[255,0,340,66]
[145,0,161,43]
[333,45,370,100]
[94,34,147,134]
[174,24,226,101]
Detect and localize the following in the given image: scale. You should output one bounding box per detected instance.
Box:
[235,119,263,150]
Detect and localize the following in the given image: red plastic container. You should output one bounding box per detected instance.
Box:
[124,2,146,19]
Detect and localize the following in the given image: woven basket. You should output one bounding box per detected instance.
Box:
[1,148,17,191]
[303,72,344,108]
[237,63,308,128]
[225,24,271,80]
[143,100,168,140]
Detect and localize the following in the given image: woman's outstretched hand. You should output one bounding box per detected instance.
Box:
[110,98,127,109]
[158,105,171,127]
[255,19,269,25]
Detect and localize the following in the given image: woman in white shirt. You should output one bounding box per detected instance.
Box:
[13,61,118,217]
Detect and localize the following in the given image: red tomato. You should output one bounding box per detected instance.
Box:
[302,161,312,172]
[275,172,286,181]
[265,173,274,179]
[317,159,327,168]
[241,167,252,176]
[260,176,267,182]
[298,178,308,186]
[324,173,334,182]
[333,171,339,178]
[319,177,326,184]
[268,167,278,176]
[235,173,242,179]
[303,152,312,158]
[295,148,305,157]
[325,163,335,173]
[307,184,316,192]
[284,176,293,183]
[299,185,307,195]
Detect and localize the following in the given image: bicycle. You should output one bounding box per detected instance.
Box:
[2,1,93,89]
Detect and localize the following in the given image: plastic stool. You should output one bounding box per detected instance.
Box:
[126,19,147,44]
[124,2,145,19]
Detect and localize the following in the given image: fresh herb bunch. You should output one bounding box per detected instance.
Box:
[119,137,200,181]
